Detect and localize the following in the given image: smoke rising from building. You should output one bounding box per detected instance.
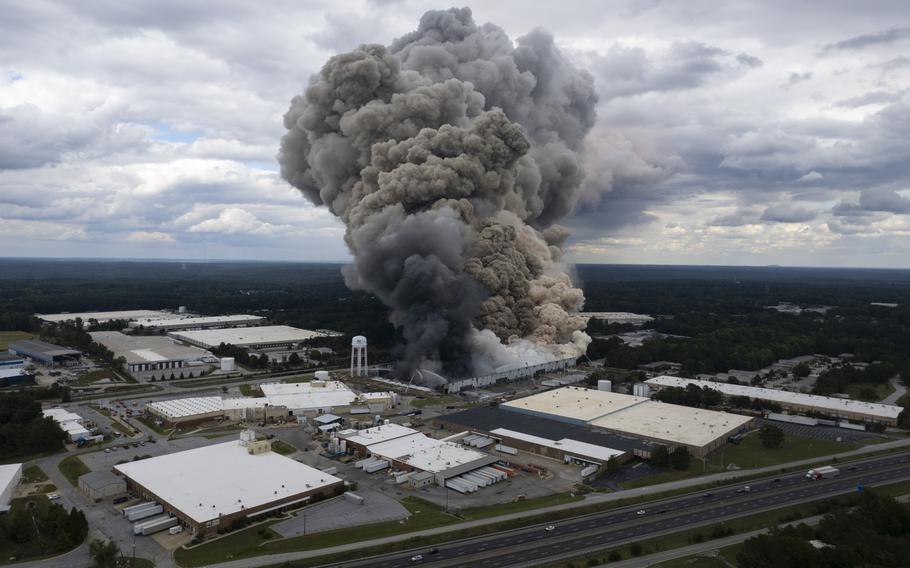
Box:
[279,8,595,379]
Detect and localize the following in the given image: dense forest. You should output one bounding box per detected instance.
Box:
[0,391,68,459]
[0,259,908,383]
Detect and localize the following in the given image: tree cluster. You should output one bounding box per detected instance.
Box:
[737,491,910,567]
[2,502,87,553]
[0,392,67,459]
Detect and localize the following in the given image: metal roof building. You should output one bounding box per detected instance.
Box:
[0,464,22,508]
[8,339,81,367]
[645,375,903,426]
[36,310,171,324]
[259,380,359,414]
[89,332,211,378]
[78,470,126,502]
[128,314,264,332]
[114,436,344,535]
[169,325,330,350]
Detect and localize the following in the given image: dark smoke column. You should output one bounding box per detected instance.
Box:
[279,8,596,379]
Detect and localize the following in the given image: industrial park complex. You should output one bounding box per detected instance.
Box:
[3,305,906,563]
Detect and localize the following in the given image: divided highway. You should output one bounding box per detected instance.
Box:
[323,450,910,568]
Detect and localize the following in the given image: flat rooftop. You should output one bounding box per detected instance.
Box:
[645,376,903,420]
[501,386,650,423]
[590,401,753,448]
[146,397,224,419]
[489,428,625,462]
[260,380,357,411]
[368,433,442,460]
[438,406,652,454]
[130,314,264,328]
[90,332,210,364]
[338,423,417,447]
[36,310,170,324]
[399,442,493,474]
[169,325,328,348]
[114,440,342,524]
[9,339,80,357]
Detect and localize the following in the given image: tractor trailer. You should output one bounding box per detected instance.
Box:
[806,466,840,480]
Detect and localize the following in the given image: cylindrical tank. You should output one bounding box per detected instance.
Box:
[220,357,235,371]
[352,336,367,348]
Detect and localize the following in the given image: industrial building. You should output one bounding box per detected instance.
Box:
[36,310,172,325]
[500,386,753,458]
[8,339,82,367]
[89,332,212,379]
[581,312,654,325]
[43,407,95,442]
[0,464,22,509]
[0,352,26,369]
[339,424,498,485]
[145,396,289,426]
[645,375,903,426]
[444,356,578,393]
[436,406,653,464]
[0,368,36,387]
[79,470,127,502]
[128,314,264,332]
[259,380,396,415]
[114,433,344,535]
[169,325,331,350]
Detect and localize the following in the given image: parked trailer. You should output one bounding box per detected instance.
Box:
[463,473,489,487]
[343,492,365,505]
[480,467,507,481]
[806,466,840,480]
[394,471,414,484]
[816,418,838,427]
[364,460,389,473]
[140,516,178,536]
[462,435,480,445]
[580,464,600,478]
[837,421,866,431]
[133,515,171,535]
[473,438,495,449]
[127,505,163,522]
[445,479,474,494]
[122,502,156,517]
[494,444,518,456]
[355,457,376,469]
[472,470,498,484]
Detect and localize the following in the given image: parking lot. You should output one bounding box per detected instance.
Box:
[755,418,889,444]
[272,488,410,537]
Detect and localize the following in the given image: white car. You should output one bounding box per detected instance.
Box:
[48,493,61,501]
[545,525,556,531]
[636,509,646,515]
[411,555,423,562]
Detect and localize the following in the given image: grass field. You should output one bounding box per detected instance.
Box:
[174,497,458,568]
[21,465,49,484]
[57,456,90,486]
[845,382,895,402]
[0,331,33,351]
[270,440,297,455]
[651,543,743,567]
[621,431,857,490]
[71,367,118,386]
[239,383,263,397]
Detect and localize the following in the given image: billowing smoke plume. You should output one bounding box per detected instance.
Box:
[279,8,596,379]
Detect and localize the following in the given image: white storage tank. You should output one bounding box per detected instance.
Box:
[597,380,612,392]
[633,383,651,397]
[220,357,235,372]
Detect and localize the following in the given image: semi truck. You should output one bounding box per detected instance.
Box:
[134,515,178,535]
[806,466,840,480]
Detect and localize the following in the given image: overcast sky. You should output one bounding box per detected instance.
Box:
[1,1,909,267]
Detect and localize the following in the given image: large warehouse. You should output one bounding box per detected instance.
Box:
[36,310,171,325]
[339,424,498,484]
[128,314,264,332]
[259,380,396,415]
[114,433,344,535]
[444,356,579,393]
[501,386,753,457]
[89,332,212,379]
[8,339,82,367]
[145,396,289,426]
[436,406,653,464]
[645,376,903,426]
[169,325,330,350]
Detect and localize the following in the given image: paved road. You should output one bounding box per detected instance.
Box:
[204,448,910,568]
[342,453,910,568]
[883,376,907,405]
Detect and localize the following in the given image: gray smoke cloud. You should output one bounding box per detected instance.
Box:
[279,7,596,378]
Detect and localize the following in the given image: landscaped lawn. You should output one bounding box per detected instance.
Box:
[845,381,895,402]
[270,440,297,455]
[174,497,458,568]
[621,430,857,490]
[57,456,90,486]
[21,465,49,484]
[0,331,33,350]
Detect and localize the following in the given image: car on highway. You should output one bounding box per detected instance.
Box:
[411,554,423,562]
[702,492,713,498]
[545,525,556,531]
[48,493,60,501]
[636,509,646,515]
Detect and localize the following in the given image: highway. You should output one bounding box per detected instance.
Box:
[321,450,910,568]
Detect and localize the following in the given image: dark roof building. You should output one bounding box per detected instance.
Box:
[8,339,81,367]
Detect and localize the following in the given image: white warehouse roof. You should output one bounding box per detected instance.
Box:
[645,376,903,420]
[338,423,418,447]
[260,381,357,412]
[146,397,224,419]
[170,325,329,349]
[129,314,264,329]
[399,442,492,474]
[36,310,171,324]
[114,440,342,524]
[502,386,650,423]
[89,332,210,365]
